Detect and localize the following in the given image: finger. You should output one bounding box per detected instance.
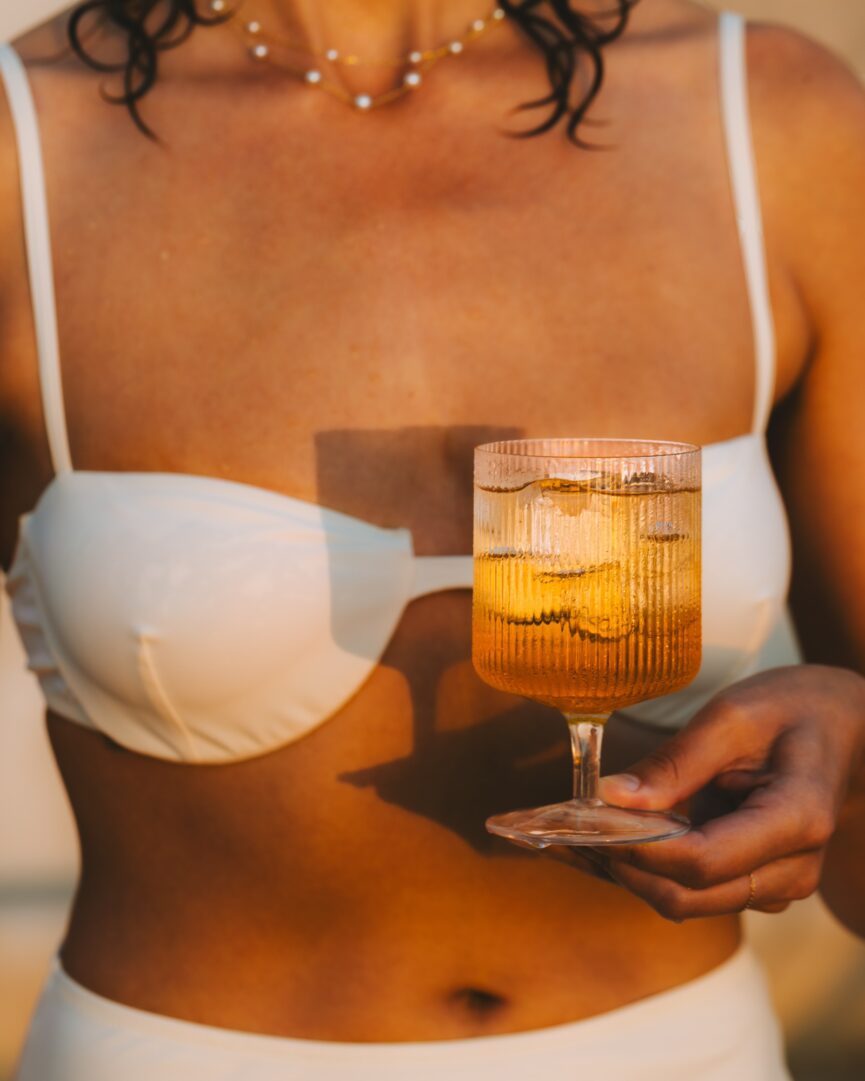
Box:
[752,902,792,914]
[712,769,777,793]
[602,775,835,888]
[544,845,619,885]
[604,851,823,922]
[498,835,619,885]
[600,698,772,811]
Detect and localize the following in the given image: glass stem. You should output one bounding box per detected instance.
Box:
[566,714,610,806]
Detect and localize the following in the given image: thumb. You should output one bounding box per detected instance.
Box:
[599,707,743,811]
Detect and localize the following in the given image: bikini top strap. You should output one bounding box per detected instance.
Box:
[0,43,72,474]
[718,12,777,435]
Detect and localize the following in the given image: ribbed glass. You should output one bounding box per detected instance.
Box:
[473,439,701,715]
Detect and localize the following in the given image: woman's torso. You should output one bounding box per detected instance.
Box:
[0,0,810,1040]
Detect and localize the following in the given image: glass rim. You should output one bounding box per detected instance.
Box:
[475,437,701,461]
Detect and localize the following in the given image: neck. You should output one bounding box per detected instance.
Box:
[218,0,514,101]
[247,0,498,52]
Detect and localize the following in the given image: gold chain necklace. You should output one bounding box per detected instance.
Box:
[208,1,507,111]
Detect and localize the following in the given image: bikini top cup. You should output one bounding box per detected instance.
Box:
[1,14,792,763]
[9,472,475,761]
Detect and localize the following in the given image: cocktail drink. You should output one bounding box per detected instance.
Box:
[473,439,701,846]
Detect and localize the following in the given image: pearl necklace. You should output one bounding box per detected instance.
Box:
[208,1,507,111]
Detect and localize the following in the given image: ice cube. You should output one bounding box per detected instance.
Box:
[533,561,637,641]
[631,470,679,491]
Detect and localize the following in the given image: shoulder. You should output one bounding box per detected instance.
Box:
[745,20,864,107]
[745,20,865,164]
[0,39,25,414]
[0,18,78,544]
[744,22,865,317]
[0,13,85,408]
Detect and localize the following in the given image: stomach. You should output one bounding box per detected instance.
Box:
[48,593,740,1041]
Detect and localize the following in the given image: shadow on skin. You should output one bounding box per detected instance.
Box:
[340,698,571,853]
[314,424,580,853]
[314,424,520,553]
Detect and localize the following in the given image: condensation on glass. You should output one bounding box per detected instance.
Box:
[473,439,701,846]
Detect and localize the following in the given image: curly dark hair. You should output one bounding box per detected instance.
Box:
[67,0,639,142]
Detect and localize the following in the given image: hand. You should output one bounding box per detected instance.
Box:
[593,665,865,921]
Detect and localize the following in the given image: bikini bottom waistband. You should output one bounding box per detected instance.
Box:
[14,942,792,1081]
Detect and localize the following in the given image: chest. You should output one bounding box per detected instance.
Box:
[59,141,744,466]
[5,46,802,550]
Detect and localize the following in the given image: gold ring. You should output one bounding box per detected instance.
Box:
[744,872,758,911]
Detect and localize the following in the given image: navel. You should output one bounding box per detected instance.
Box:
[447,986,510,1018]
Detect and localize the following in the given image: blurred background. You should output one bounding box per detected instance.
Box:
[1,2,864,1079]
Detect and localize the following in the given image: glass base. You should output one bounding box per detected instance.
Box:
[486,799,690,847]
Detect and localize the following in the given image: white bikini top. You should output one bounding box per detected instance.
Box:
[1,13,791,763]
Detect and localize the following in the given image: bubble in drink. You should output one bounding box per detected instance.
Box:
[472,474,701,714]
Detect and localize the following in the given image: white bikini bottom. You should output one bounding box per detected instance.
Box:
[15,943,792,1081]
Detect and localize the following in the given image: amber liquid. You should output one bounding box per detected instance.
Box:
[473,476,701,714]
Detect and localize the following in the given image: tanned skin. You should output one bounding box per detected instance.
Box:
[0,0,863,1040]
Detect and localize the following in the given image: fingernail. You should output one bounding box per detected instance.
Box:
[605,773,641,791]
